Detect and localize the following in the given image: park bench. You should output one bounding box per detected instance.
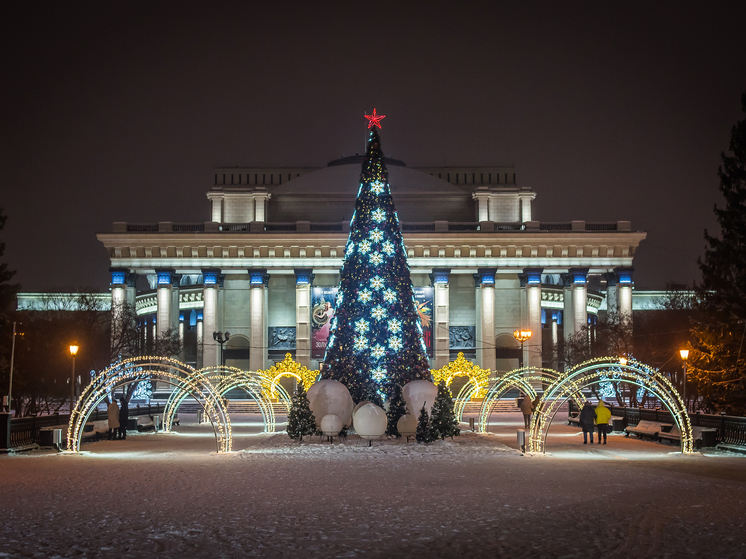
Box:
[658,425,718,448]
[624,420,664,440]
[81,420,110,440]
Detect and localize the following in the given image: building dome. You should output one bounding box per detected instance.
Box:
[267,159,475,223]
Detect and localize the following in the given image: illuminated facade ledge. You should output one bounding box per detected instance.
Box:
[95,159,646,378]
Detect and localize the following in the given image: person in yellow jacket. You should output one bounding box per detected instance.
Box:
[594,400,612,444]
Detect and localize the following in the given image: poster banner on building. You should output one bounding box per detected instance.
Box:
[311,287,339,359]
[413,286,434,357]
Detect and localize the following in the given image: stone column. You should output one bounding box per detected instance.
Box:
[170,274,181,332]
[569,268,589,340]
[561,273,575,342]
[294,269,314,367]
[125,272,138,309]
[476,268,497,371]
[521,268,543,370]
[615,267,634,336]
[431,268,451,368]
[249,269,269,371]
[201,269,221,369]
[604,272,618,315]
[155,269,174,339]
[550,311,559,370]
[196,312,204,367]
[110,268,128,347]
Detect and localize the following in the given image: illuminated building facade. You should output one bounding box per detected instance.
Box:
[96,156,646,377]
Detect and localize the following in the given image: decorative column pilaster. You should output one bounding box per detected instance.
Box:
[253,191,271,222]
[430,268,451,368]
[569,267,589,340]
[294,269,314,367]
[476,268,497,372]
[249,269,269,371]
[521,268,543,370]
[125,272,138,308]
[201,269,221,369]
[155,269,174,339]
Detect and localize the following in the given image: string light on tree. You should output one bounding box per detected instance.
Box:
[322,112,430,402]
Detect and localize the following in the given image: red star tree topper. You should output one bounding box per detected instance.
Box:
[364,108,386,129]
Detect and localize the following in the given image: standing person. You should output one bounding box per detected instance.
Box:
[118,397,128,440]
[595,400,612,445]
[579,401,596,444]
[107,397,120,440]
[520,393,534,429]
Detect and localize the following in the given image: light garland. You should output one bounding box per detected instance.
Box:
[68,356,232,454]
[527,357,694,454]
[431,352,492,422]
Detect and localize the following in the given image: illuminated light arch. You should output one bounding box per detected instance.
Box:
[431,352,491,421]
[67,357,231,453]
[528,357,694,454]
[162,366,276,433]
[260,353,319,411]
[477,367,582,433]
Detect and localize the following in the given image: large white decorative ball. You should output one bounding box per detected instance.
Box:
[402,380,438,416]
[397,414,417,437]
[307,379,354,429]
[352,400,373,418]
[320,414,343,436]
[353,403,387,440]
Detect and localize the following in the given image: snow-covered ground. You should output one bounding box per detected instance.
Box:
[1,412,745,558]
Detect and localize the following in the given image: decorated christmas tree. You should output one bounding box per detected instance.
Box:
[286,384,317,442]
[322,110,430,403]
[415,403,434,444]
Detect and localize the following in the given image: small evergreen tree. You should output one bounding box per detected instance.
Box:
[287,384,316,442]
[415,403,433,444]
[385,383,406,437]
[430,381,460,440]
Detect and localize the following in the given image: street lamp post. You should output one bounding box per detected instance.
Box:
[513,329,532,368]
[679,348,689,412]
[213,331,231,368]
[7,322,20,415]
[69,344,79,411]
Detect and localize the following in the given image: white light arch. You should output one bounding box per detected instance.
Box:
[478,367,584,433]
[528,357,694,454]
[162,366,276,433]
[68,357,232,453]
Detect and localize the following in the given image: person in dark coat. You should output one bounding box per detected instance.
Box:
[579,401,596,444]
[118,396,128,440]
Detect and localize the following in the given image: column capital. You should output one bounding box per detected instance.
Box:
[109,267,129,286]
[519,267,543,287]
[248,268,269,287]
[603,271,617,287]
[294,268,314,286]
[155,268,175,287]
[568,267,589,285]
[614,266,634,286]
[171,273,183,287]
[430,268,451,286]
[475,267,497,287]
[202,268,222,288]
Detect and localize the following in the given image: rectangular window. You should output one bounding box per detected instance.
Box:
[270,174,273,185]
[255,174,258,185]
[214,174,217,185]
[238,174,241,185]
[263,174,266,185]
[513,173,516,183]
[222,174,226,184]
[472,173,475,184]
[279,175,282,185]
[447,173,450,182]
[488,173,491,184]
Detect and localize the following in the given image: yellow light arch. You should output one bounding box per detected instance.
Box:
[431,352,491,421]
[259,353,319,408]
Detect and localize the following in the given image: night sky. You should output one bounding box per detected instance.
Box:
[2,2,745,292]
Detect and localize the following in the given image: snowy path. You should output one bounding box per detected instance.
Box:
[1,413,745,558]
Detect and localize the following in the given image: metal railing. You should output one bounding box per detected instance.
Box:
[8,403,165,448]
[568,401,746,447]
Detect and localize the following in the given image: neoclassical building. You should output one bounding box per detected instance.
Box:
[97,156,645,380]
